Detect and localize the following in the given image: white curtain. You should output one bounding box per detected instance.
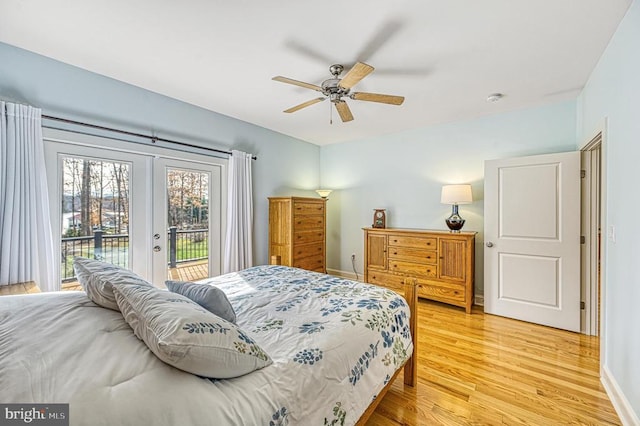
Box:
[223,150,253,273]
[0,102,57,291]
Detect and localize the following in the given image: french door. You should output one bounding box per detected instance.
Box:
[151,158,222,285]
[44,129,224,288]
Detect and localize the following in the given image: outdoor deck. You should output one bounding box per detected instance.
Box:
[1,260,210,295]
[167,259,209,282]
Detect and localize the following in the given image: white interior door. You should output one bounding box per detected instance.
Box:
[152,158,223,286]
[484,151,581,332]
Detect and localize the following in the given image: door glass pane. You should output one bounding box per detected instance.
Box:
[60,157,130,289]
[166,168,209,281]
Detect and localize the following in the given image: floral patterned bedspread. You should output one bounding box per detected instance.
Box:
[0,265,412,426]
[201,265,413,425]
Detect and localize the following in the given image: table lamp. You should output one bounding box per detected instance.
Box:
[441,184,472,232]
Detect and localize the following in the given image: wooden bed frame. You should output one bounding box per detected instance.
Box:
[270,255,418,425]
[355,277,418,425]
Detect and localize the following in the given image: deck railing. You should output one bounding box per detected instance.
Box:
[61,227,208,282]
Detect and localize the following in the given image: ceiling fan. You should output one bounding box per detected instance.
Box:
[272,62,405,123]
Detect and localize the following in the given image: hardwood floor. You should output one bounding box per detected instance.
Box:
[0,281,40,295]
[1,280,620,424]
[368,300,620,425]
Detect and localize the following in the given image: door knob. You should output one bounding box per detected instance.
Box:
[153,245,162,252]
[486,242,494,247]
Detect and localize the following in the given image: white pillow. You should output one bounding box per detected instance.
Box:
[73,257,153,311]
[112,283,272,378]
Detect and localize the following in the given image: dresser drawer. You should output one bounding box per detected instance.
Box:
[293,230,324,244]
[367,269,405,294]
[293,201,325,216]
[418,281,465,303]
[388,235,437,249]
[388,246,437,264]
[293,254,324,271]
[293,215,324,231]
[389,260,437,278]
[293,242,324,259]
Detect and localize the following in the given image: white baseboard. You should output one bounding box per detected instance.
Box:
[474,295,484,306]
[601,364,640,425]
[326,268,361,281]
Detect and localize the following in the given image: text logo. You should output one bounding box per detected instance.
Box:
[0,404,68,426]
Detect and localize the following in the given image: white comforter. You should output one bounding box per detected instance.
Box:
[0,266,412,425]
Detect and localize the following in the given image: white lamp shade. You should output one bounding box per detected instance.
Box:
[315,189,332,198]
[441,184,473,205]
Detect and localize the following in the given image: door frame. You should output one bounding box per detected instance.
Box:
[579,119,608,348]
[43,128,227,285]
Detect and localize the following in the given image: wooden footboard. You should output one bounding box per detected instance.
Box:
[402,277,418,387]
[355,277,418,425]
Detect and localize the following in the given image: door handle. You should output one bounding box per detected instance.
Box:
[153,245,162,252]
[486,242,494,248]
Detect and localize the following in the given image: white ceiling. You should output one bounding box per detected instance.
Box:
[0,0,632,146]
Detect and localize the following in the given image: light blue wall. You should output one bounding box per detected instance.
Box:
[320,100,577,295]
[577,0,640,418]
[0,42,320,266]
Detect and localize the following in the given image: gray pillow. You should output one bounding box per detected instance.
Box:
[73,257,153,311]
[166,280,237,324]
[113,283,271,378]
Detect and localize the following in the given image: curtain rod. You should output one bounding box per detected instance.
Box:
[41,114,257,160]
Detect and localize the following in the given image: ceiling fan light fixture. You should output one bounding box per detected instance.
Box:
[272,61,404,122]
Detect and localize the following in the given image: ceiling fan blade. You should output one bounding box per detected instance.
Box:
[272,76,323,92]
[284,97,326,113]
[339,62,374,89]
[334,101,354,122]
[356,19,404,62]
[351,92,405,105]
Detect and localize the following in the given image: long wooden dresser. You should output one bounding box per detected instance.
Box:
[269,197,326,273]
[364,228,476,313]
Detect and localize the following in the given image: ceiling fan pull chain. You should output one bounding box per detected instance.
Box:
[329,99,333,125]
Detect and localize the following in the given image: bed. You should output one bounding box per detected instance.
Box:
[0,265,416,425]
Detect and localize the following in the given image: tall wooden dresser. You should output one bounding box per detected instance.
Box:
[364,228,476,313]
[268,197,326,273]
